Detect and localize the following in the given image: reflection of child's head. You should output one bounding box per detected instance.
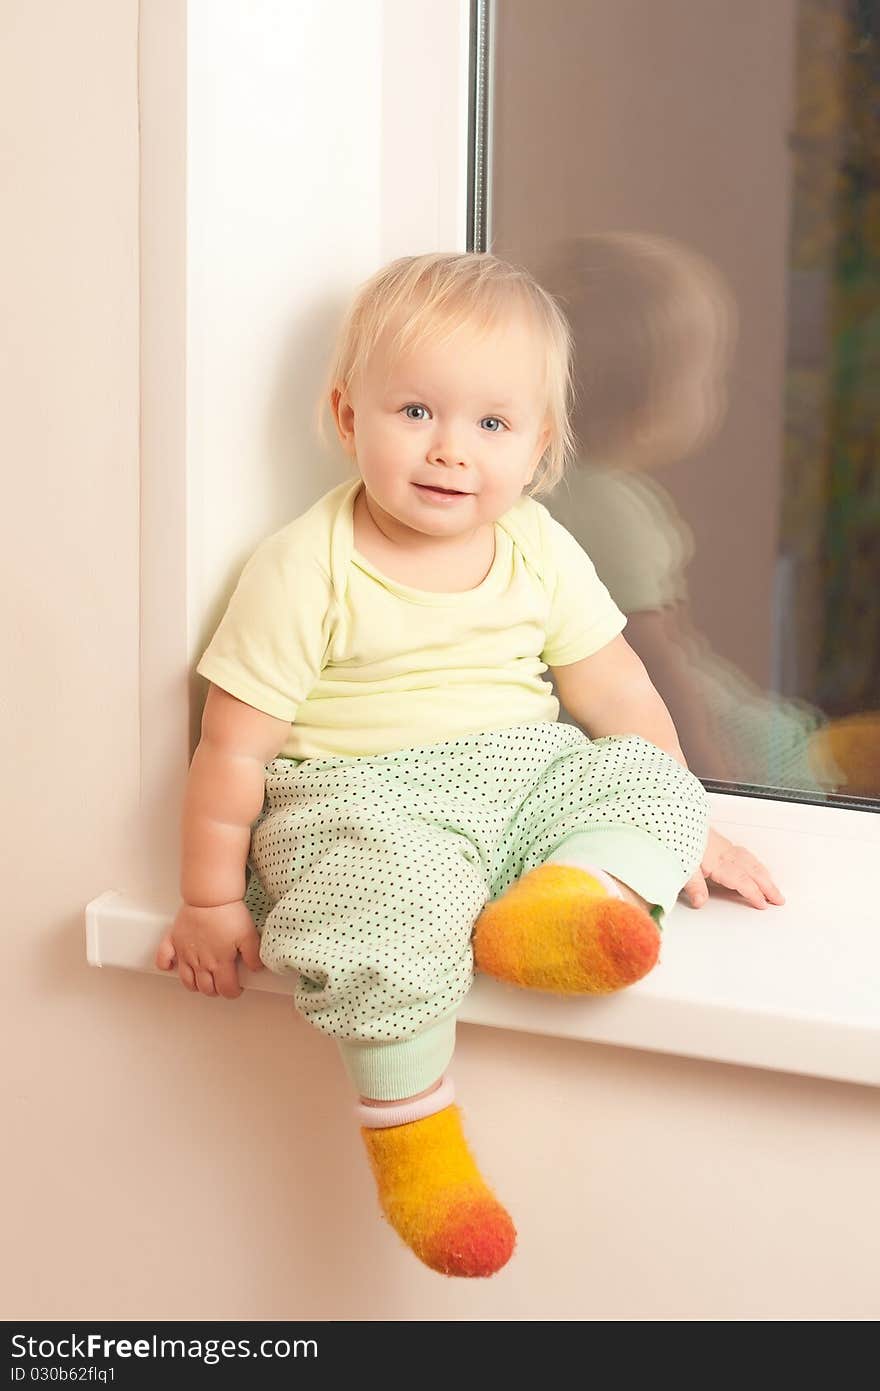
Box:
[539,233,737,470]
[319,252,577,498]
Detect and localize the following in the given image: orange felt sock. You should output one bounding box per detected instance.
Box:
[360,1105,516,1278]
[472,863,661,994]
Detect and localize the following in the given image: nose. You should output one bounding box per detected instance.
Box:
[427,434,468,470]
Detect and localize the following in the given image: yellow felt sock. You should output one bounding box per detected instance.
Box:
[473,863,661,994]
[360,1104,516,1278]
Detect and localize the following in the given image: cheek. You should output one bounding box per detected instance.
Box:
[367,417,406,453]
[356,419,412,479]
[494,435,539,474]
[355,417,388,457]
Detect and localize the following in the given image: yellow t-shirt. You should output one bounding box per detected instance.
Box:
[195,477,626,759]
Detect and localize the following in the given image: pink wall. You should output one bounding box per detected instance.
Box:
[3,0,878,1322]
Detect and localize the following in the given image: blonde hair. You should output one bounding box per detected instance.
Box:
[316,251,576,498]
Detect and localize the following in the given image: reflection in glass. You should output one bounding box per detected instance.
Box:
[488,0,879,803]
[539,232,844,795]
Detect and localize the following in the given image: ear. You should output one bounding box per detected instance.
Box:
[527,423,552,479]
[330,385,357,456]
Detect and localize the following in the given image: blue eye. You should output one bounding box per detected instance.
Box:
[403,404,430,420]
[480,417,506,432]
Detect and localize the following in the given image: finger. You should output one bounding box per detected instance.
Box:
[212,962,243,1000]
[722,851,785,907]
[155,937,176,971]
[195,966,218,996]
[710,863,768,910]
[683,870,709,908]
[182,956,213,994]
[239,937,264,973]
[747,864,786,905]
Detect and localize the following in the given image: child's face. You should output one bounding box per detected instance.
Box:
[332,312,551,543]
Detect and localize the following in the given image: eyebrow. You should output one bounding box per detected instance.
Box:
[391,386,517,411]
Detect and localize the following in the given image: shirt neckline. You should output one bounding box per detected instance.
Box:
[345,479,509,606]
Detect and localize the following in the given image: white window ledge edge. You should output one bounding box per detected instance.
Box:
[84,792,880,1090]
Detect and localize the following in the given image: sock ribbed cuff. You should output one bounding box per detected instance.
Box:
[356,1075,455,1129]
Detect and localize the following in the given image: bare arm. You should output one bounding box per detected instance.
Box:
[550,633,687,767]
[182,682,293,905]
[155,683,293,996]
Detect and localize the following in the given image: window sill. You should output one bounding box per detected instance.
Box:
[85,792,880,1089]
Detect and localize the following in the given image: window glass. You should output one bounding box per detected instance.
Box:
[484,0,880,806]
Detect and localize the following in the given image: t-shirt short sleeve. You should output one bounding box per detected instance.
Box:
[195,533,335,722]
[538,505,627,666]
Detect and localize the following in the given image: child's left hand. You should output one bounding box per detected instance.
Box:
[683,827,785,911]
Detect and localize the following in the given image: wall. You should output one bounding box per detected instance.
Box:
[2,0,878,1321]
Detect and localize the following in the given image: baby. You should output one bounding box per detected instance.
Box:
[155,251,783,1280]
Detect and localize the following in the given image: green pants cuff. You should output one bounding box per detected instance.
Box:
[336,1011,457,1101]
[545,825,690,919]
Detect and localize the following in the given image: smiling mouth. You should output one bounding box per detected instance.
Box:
[414,483,470,495]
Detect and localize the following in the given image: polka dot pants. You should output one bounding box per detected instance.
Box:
[243,721,709,1049]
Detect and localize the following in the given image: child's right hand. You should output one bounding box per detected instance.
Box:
[154,900,264,999]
